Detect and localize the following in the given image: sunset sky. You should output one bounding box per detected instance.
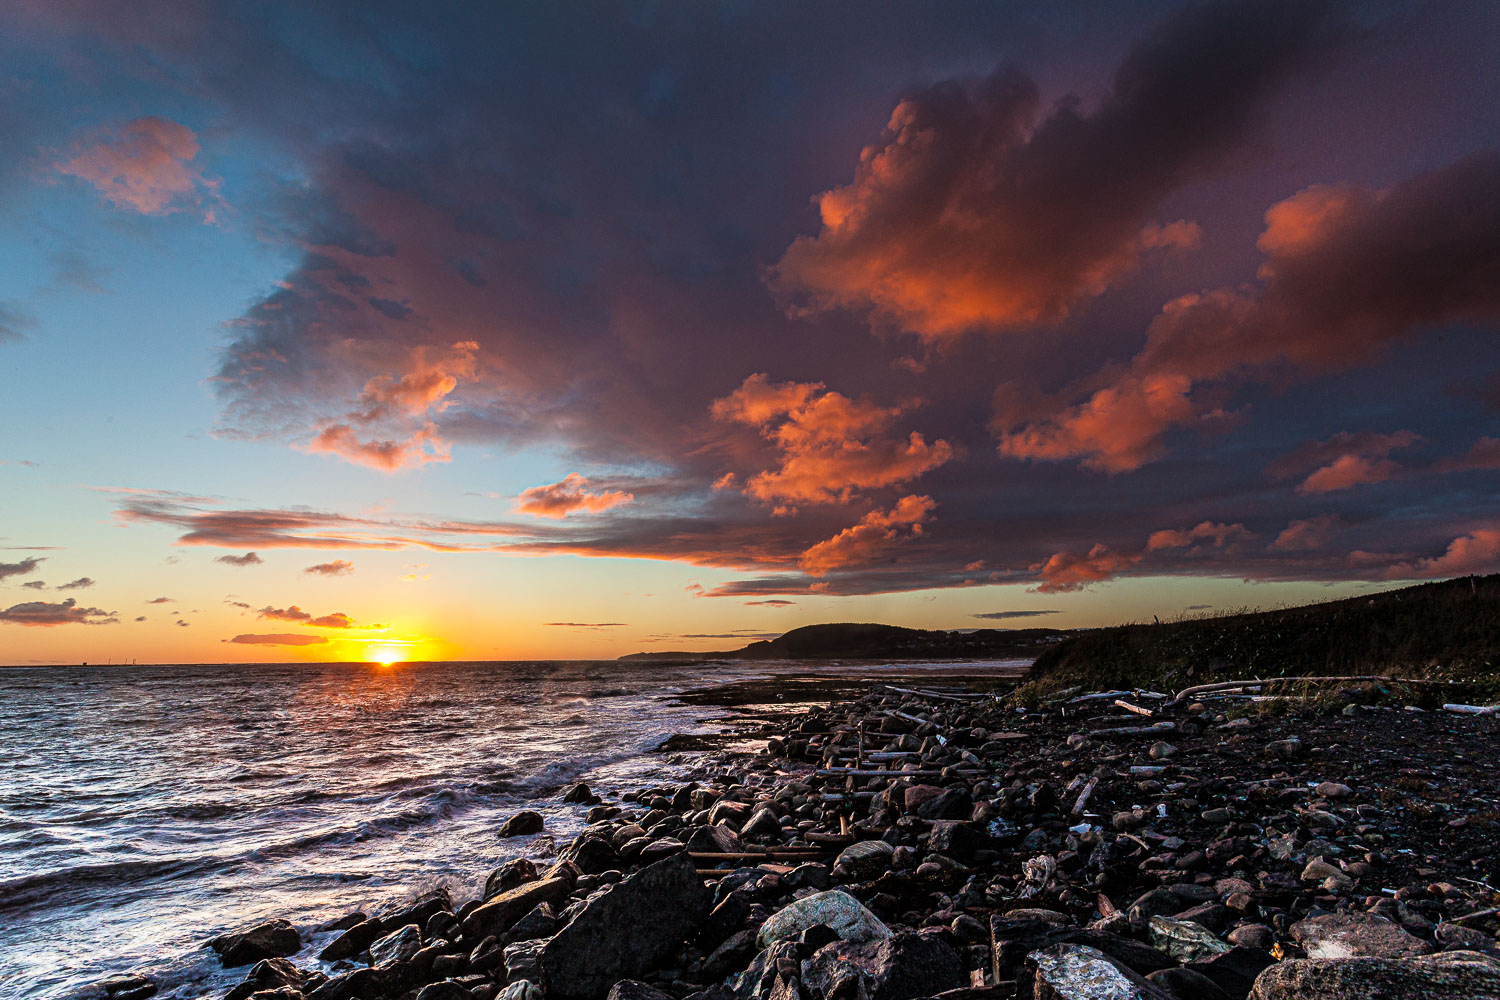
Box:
[2,1,1498,664]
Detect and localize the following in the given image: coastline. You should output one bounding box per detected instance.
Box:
[92,669,1500,1000]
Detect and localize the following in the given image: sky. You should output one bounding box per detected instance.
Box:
[1,0,1498,665]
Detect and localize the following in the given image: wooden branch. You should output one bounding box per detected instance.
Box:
[1112,700,1154,717]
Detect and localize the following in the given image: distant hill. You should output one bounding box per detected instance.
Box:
[1018,573,1500,699]
[618,622,1069,662]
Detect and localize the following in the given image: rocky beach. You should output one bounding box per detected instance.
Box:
[105,671,1500,1000]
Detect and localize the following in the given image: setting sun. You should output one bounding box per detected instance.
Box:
[366,645,404,665]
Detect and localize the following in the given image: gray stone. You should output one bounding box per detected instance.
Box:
[1290,913,1433,960]
[1028,944,1175,1000]
[1148,915,1231,962]
[801,930,967,1000]
[539,852,713,1000]
[497,810,545,838]
[462,877,573,939]
[757,889,891,949]
[1249,950,1500,999]
[209,919,301,968]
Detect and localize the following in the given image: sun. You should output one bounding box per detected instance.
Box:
[367,645,405,666]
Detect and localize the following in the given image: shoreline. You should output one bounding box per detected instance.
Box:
[98,671,1500,1000]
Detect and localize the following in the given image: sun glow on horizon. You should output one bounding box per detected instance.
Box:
[365,644,407,665]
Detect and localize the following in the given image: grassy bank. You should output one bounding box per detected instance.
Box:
[1014,573,1500,703]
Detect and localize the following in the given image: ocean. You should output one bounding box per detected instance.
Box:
[0,658,1024,1000]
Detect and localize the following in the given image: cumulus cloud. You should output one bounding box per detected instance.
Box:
[21,580,47,590]
[55,577,95,590]
[1269,515,1342,552]
[304,560,355,576]
[57,117,215,216]
[773,0,1333,338]
[0,557,43,581]
[146,596,174,604]
[308,612,354,628]
[1434,437,1500,474]
[799,495,935,576]
[215,551,263,566]
[301,341,479,471]
[515,474,634,518]
[997,154,1500,471]
[1267,430,1420,494]
[226,633,329,646]
[1030,544,1140,593]
[258,605,311,622]
[1146,521,1252,551]
[972,610,1060,620]
[0,598,118,626]
[1383,528,1500,580]
[713,374,951,507]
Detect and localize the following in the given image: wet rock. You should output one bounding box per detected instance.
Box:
[498,810,545,838]
[1290,913,1433,959]
[1192,947,1276,999]
[497,981,544,1000]
[913,786,972,821]
[708,799,754,828]
[563,782,600,804]
[686,824,743,854]
[1248,950,1500,999]
[1149,915,1231,962]
[370,923,423,966]
[507,902,558,942]
[378,888,453,934]
[990,917,1175,985]
[463,877,573,939]
[704,928,760,980]
[834,840,895,880]
[505,939,547,983]
[209,919,301,968]
[226,958,317,1000]
[1227,925,1276,949]
[757,889,891,948]
[487,858,539,898]
[539,852,713,1000]
[564,833,621,873]
[319,918,383,961]
[1028,944,1175,1000]
[801,930,967,1000]
[99,975,157,1000]
[741,808,783,839]
[307,968,387,1000]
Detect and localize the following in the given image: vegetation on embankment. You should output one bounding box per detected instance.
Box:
[1014,573,1500,703]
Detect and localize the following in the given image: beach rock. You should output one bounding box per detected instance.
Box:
[463,877,573,939]
[497,981,543,1000]
[989,917,1175,984]
[209,919,301,968]
[756,889,891,949]
[318,917,383,961]
[378,888,452,934]
[225,958,316,1000]
[505,939,547,983]
[1227,925,1276,949]
[709,799,754,828]
[1290,913,1433,959]
[507,902,558,942]
[801,930,967,1000]
[686,824,743,854]
[498,810,545,838]
[607,982,676,1000]
[741,808,783,839]
[1192,947,1277,998]
[307,968,387,1000]
[486,858,539,898]
[913,786,972,821]
[98,975,157,1000]
[1149,915,1231,962]
[563,833,620,873]
[370,923,423,966]
[539,852,713,1000]
[833,840,894,879]
[1147,967,1233,1000]
[416,983,477,1000]
[1248,950,1500,999]
[563,782,600,804]
[1028,944,1175,1000]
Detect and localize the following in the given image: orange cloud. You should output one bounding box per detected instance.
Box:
[304,560,354,576]
[1030,544,1140,593]
[771,4,1332,337]
[1383,528,1500,580]
[799,495,935,576]
[214,552,262,566]
[996,155,1500,470]
[1147,521,1252,551]
[1265,430,1419,495]
[304,341,478,472]
[258,605,311,622]
[515,474,634,518]
[1298,454,1402,494]
[58,117,213,216]
[1434,437,1500,474]
[1269,515,1341,552]
[713,374,952,505]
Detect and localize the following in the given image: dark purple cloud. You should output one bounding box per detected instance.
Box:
[0,557,43,581]
[0,598,117,626]
[226,633,328,646]
[55,577,95,590]
[214,552,263,566]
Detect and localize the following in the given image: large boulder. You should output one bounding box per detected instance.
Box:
[989,916,1175,985]
[462,877,573,939]
[1290,913,1433,959]
[209,919,301,967]
[1249,950,1500,999]
[1028,944,1176,1000]
[756,889,891,949]
[498,810,545,838]
[369,923,423,966]
[539,852,713,1000]
[801,930,967,1000]
[226,958,323,1000]
[318,918,382,961]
